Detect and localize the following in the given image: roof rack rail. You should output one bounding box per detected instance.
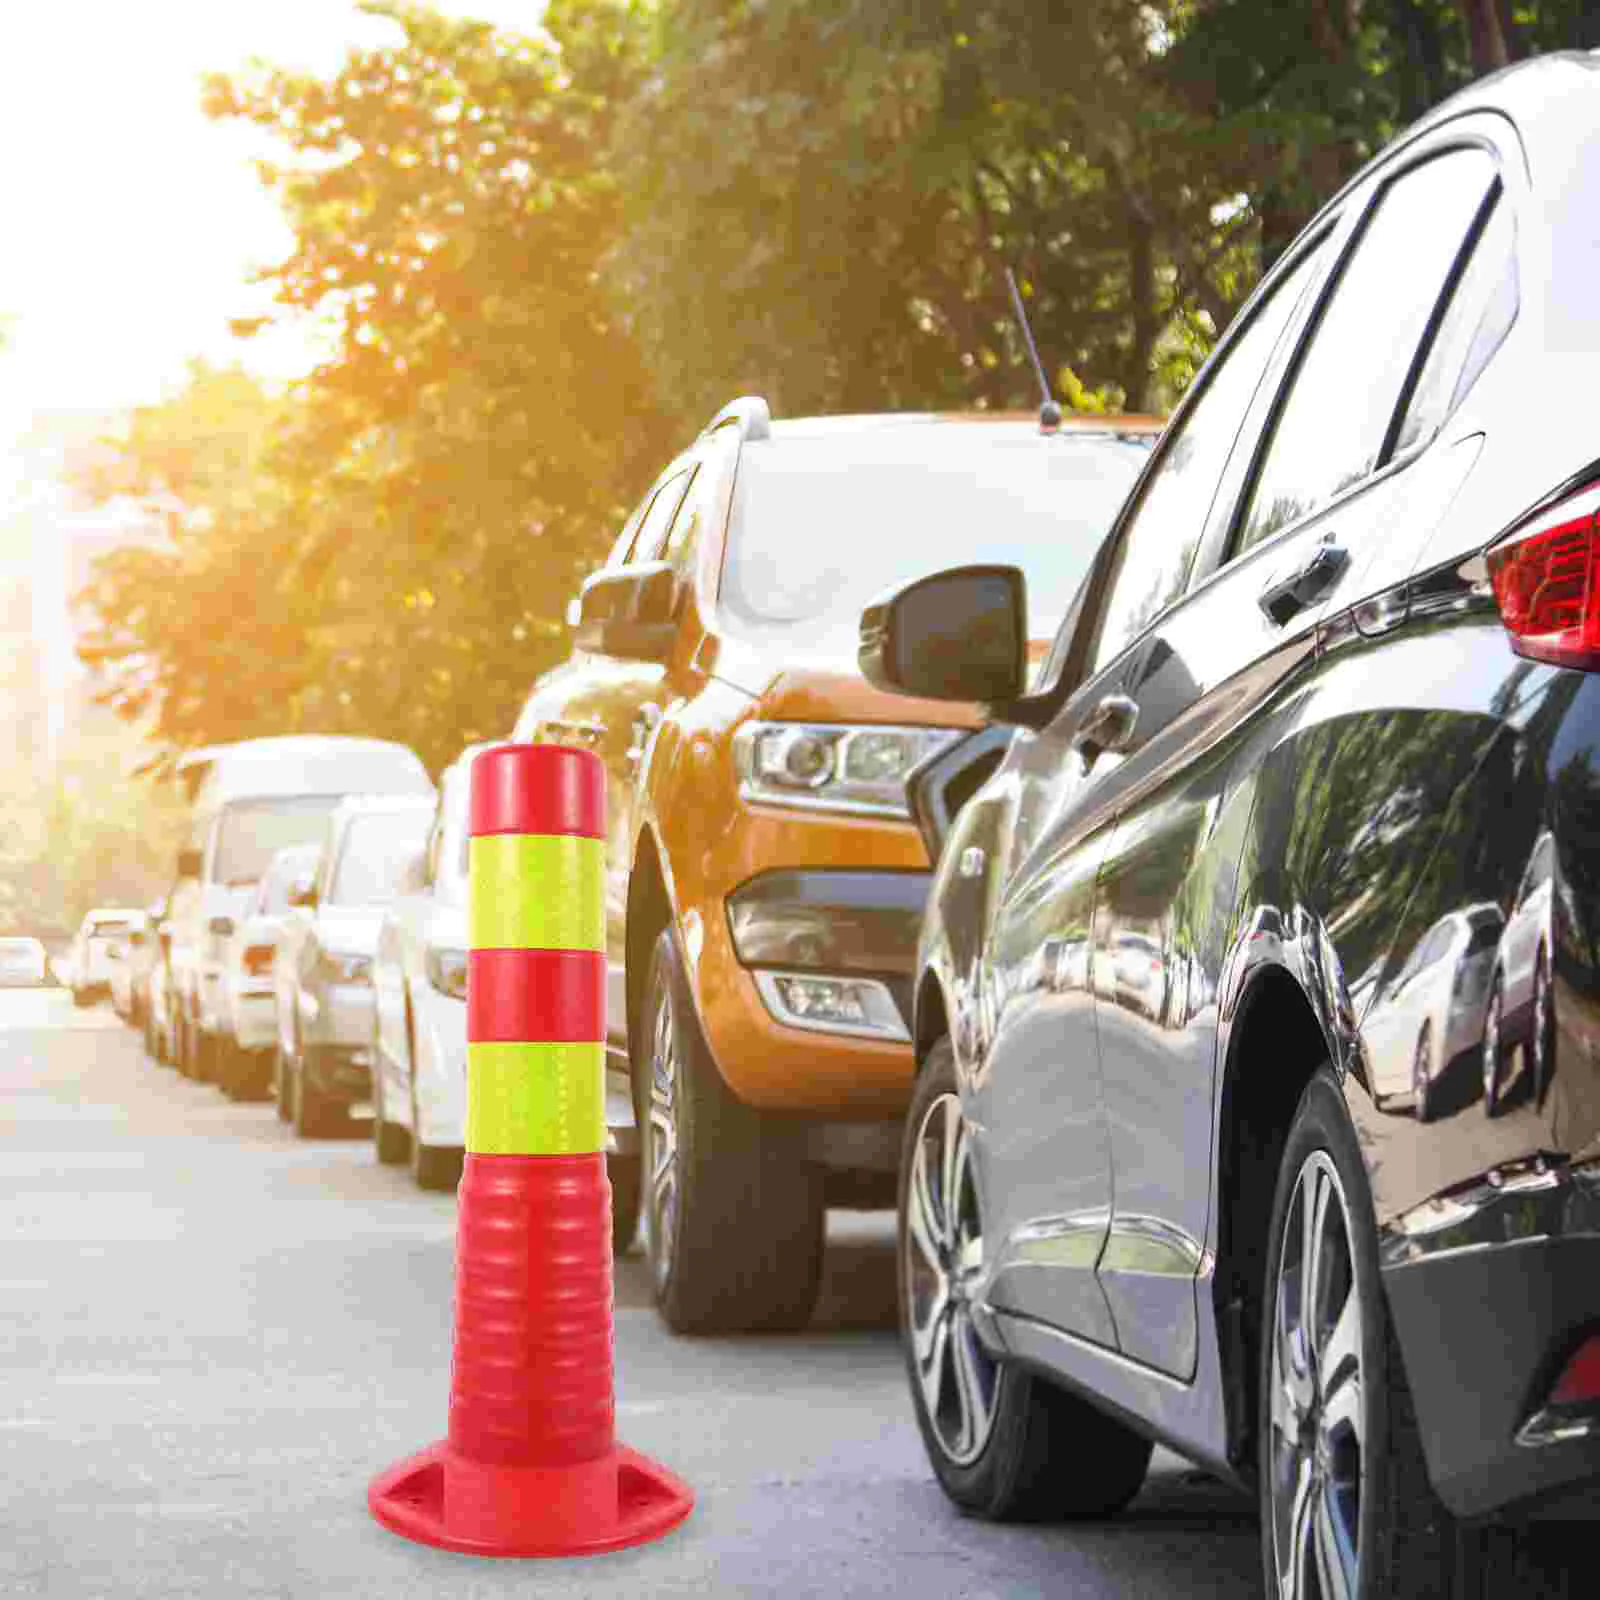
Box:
[704,395,772,442]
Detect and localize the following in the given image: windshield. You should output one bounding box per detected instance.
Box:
[719,427,1151,649]
[213,797,341,887]
[330,811,431,907]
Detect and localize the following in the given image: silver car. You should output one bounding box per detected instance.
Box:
[275,797,436,1138]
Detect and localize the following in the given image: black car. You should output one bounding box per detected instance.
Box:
[861,53,1600,1598]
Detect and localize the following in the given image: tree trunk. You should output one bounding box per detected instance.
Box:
[1457,0,1510,74]
[1389,0,1445,121]
[1124,212,1158,412]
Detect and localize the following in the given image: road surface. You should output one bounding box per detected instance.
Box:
[1,990,1260,1597]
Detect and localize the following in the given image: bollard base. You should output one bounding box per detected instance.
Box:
[368,1439,694,1559]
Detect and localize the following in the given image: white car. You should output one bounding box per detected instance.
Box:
[275,796,436,1138]
[1361,902,1504,1120]
[212,843,323,1101]
[63,909,143,1007]
[0,937,50,988]
[1484,829,1556,1113]
[371,746,485,1189]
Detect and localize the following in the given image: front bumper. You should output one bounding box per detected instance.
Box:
[1382,1158,1600,1520]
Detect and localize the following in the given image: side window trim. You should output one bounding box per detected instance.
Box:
[1219,135,1503,566]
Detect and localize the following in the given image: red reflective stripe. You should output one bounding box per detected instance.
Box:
[468,948,605,1043]
[469,745,606,840]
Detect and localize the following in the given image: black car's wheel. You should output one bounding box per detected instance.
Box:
[1529,950,1554,1105]
[901,1039,1151,1520]
[1410,1025,1435,1123]
[608,1152,641,1259]
[1482,978,1505,1116]
[1260,1068,1462,1599]
[292,1047,343,1139]
[638,927,823,1334]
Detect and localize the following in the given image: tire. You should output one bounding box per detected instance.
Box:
[175,1015,193,1079]
[192,1027,217,1086]
[609,1152,642,1259]
[372,1057,409,1165]
[900,1037,1152,1521]
[1255,1067,1563,1599]
[292,1047,344,1139]
[1482,978,1505,1117]
[1411,1025,1435,1124]
[637,927,824,1334]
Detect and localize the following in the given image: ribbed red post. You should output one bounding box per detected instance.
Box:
[367,744,693,1557]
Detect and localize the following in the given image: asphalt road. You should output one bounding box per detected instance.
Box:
[1,992,1260,1598]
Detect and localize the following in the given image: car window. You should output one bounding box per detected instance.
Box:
[628,469,693,566]
[329,811,432,907]
[1393,190,1516,455]
[1085,243,1327,677]
[1235,148,1498,555]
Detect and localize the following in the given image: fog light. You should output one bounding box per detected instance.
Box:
[1551,1335,1600,1406]
[753,970,909,1041]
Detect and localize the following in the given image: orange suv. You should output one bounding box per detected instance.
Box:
[514,397,1159,1332]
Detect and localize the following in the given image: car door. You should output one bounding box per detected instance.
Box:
[972,231,1333,1347]
[375,795,441,1092]
[520,456,703,1046]
[1089,135,1511,1379]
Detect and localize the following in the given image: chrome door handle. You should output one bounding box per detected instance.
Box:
[546,719,606,749]
[1258,535,1349,626]
[1071,693,1139,772]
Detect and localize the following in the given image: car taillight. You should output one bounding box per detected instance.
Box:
[242,944,275,977]
[1549,1334,1600,1406]
[1487,485,1600,669]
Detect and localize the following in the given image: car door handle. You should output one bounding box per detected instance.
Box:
[1071,693,1139,772]
[1258,535,1349,626]
[546,719,606,749]
[626,703,662,768]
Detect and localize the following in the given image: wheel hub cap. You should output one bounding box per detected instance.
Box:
[904,1091,998,1467]
[1269,1151,1363,1600]
[645,984,680,1294]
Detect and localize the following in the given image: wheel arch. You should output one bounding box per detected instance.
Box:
[912,969,949,1069]
[625,827,673,1063]
[1211,959,1334,1473]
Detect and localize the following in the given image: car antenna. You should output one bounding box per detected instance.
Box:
[1004,266,1062,434]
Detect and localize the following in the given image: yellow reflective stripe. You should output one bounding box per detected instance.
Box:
[469,834,604,953]
[466,1041,605,1155]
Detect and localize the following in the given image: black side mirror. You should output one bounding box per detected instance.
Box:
[209,915,235,938]
[176,846,203,879]
[575,562,680,663]
[859,565,1027,707]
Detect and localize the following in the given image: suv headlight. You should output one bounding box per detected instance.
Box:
[313,949,371,985]
[732,723,961,819]
[425,946,468,1000]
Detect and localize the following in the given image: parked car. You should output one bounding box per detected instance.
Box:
[144,921,177,1064]
[862,54,1600,1591]
[62,909,142,1006]
[515,399,1159,1331]
[106,911,152,1022]
[275,796,436,1139]
[1360,903,1502,1120]
[0,937,50,988]
[165,736,434,1085]
[207,843,322,1102]
[1484,827,1556,1113]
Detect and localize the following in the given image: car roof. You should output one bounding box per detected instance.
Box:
[763,411,1165,442]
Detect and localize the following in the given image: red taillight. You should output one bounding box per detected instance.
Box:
[242,944,275,978]
[1549,1334,1600,1407]
[1487,488,1600,669]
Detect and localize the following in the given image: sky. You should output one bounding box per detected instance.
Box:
[0,1,543,427]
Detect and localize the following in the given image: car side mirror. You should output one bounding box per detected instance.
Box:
[859,565,1028,708]
[176,846,203,880]
[399,851,429,897]
[287,878,319,910]
[209,915,235,938]
[575,561,680,663]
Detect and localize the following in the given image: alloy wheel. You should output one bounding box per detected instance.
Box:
[905,1091,999,1466]
[1531,958,1551,1101]
[1268,1151,1364,1600]
[1410,1028,1431,1122]
[645,981,680,1295]
[1482,983,1503,1111]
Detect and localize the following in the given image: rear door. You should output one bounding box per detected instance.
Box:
[1091,132,1513,1379]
